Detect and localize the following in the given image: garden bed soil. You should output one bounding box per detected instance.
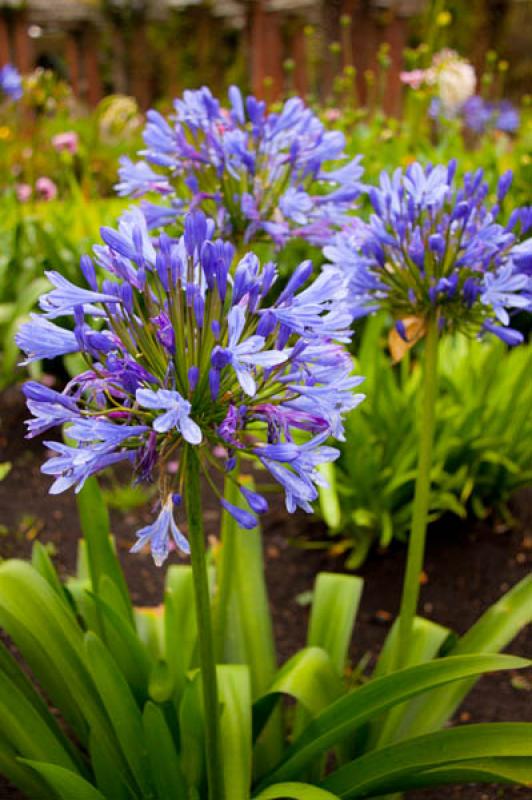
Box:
[0,384,531,800]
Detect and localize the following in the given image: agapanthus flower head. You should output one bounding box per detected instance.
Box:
[17,210,363,566]
[115,86,365,247]
[461,95,520,136]
[0,63,23,102]
[324,161,531,344]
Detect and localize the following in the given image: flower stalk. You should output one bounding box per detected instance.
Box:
[395,315,439,668]
[184,445,225,800]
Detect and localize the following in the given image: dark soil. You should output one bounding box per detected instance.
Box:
[0,384,530,800]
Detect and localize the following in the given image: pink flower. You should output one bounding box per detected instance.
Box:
[324,108,341,122]
[15,183,32,203]
[400,69,427,90]
[35,177,58,201]
[51,131,79,154]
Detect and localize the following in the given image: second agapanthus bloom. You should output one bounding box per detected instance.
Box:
[18,209,363,565]
[324,161,531,345]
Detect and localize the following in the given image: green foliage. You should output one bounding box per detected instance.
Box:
[320,315,532,566]
[0,195,128,388]
[0,482,530,799]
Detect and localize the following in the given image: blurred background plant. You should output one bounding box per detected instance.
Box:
[317,315,532,568]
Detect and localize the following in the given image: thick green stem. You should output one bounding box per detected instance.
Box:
[184,447,225,800]
[396,315,439,669]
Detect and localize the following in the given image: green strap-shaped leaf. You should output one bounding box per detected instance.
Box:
[90,588,152,699]
[0,734,52,800]
[388,757,532,794]
[89,730,132,800]
[395,574,532,740]
[253,647,343,743]
[20,760,106,800]
[31,541,69,602]
[0,655,85,776]
[214,475,282,776]
[307,572,363,677]
[218,665,252,800]
[0,561,112,743]
[178,672,205,791]
[84,632,153,798]
[321,723,532,797]
[318,462,342,530]
[143,702,187,800]
[164,565,197,697]
[257,653,529,788]
[76,476,134,625]
[367,615,451,751]
[254,782,339,799]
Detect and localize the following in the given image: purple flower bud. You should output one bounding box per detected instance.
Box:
[209,367,220,400]
[240,485,269,514]
[497,170,513,203]
[395,320,408,342]
[188,366,199,392]
[451,201,469,222]
[80,255,97,290]
[428,234,445,257]
[220,498,257,529]
[211,346,232,370]
[447,159,457,185]
[483,321,524,346]
[257,310,276,338]
[278,260,313,303]
[184,211,208,256]
[211,320,221,340]
[194,293,204,328]
[463,277,480,308]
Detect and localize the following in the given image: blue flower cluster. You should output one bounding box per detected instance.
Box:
[0,64,22,102]
[324,162,532,344]
[17,209,363,565]
[116,86,365,247]
[461,96,520,136]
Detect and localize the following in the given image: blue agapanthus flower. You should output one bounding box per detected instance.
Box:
[0,64,23,102]
[461,95,520,136]
[323,161,531,344]
[17,209,363,565]
[115,86,364,247]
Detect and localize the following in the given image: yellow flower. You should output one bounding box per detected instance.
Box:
[0,126,11,141]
